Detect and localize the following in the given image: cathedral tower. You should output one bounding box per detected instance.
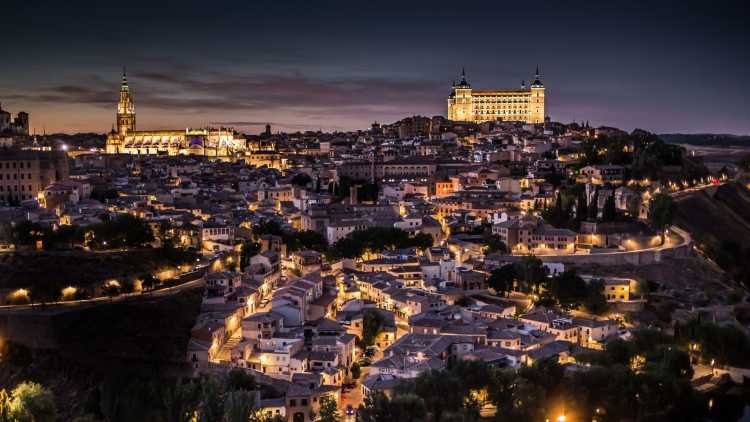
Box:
[447,67,473,121]
[116,68,136,135]
[529,65,545,124]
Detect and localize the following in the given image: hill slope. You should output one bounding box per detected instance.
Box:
[673,182,750,247]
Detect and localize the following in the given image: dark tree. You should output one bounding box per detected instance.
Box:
[291,173,312,187]
[576,190,588,222]
[516,255,547,293]
[239,241,261,269]
[225,369,257,392]
[649,193,675,242]
[362,310,385,347]
[602,193,617,222]
[487,264,516,297]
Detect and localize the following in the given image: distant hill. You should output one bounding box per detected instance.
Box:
[674,183,750,248]
[661,133,750,147]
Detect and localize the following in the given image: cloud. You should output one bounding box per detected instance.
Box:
[208,121,330,130]
[5,66,447,131]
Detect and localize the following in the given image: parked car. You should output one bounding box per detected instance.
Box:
[346,405,354,416]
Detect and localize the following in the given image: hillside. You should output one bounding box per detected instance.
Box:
[673,182,750,248]
[0,285,203,419]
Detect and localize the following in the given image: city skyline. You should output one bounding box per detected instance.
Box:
[1,0,748,135]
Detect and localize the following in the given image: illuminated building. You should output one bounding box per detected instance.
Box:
[105,69,246,156]
[447,67,545,124]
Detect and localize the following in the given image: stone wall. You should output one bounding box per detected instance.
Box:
[534,226,693,266]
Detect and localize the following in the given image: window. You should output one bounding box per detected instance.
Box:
[289,399,296,407]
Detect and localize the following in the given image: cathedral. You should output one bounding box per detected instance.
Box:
[447,67,545,124]
[105,70,246,156]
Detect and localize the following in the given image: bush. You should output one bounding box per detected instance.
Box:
[8,382,56,422]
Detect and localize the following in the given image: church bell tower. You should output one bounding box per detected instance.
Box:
[116,67,136,135]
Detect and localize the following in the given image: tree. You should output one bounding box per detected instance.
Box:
[102,282,121,297]
[516,255,547,293]
[88,214,155,249]
[602,193,617,222]
[0,389,11,422]
[161,379,199,422]
[542,193,572,228]
[8,382,56,422]
[226,369,257,392]
[454,296,472,307]
[359,392,392,422]
[487,264,515,297]
[483,234,508,254]
[576,190,589,222]
[330,228,432,260]
[240,241,261,270]
[412,370,464,421]
[350,363,362,380]
[683,322,750,367]
[546,270,589,311]
[141,273,158,291]
[362,310,385,347]
[317,395,340,422]
[649,193,675,243]
[583,278,608,314]
[357,183,380,203]
[223,390,257,422]
[199,376,224,422]
[387,394,426,422]
[283,230,328,253]
[253,220,283,237]
[291,173,312,187]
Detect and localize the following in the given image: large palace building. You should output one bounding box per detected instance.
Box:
[105,70,246,156]
[447,68,545,124]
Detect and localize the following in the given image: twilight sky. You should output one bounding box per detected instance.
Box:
[1,0,748,134]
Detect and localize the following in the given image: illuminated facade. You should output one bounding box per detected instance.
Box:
[106,70,246,156]
[447,67,545,124]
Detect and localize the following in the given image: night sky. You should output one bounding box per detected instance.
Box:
[1,0,748,134]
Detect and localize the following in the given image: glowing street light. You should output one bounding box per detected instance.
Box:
[61,286,78,300]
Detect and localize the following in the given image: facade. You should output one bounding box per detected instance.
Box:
[447,68,545,124]
[577,165,626,185]
[0,149,69,204]
[493,216,576,254]
[105,70,246,156]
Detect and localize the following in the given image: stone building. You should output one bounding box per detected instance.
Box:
[447,67,545,124]
[0,149,68,204]
[105,69,246,156]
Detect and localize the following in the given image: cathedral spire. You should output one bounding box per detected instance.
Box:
[121,66,129,91]
[455,67,470,88]
[531,65,543,87]
[117,67,135,135]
